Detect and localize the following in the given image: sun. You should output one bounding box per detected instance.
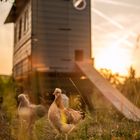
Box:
[93,43,133,76]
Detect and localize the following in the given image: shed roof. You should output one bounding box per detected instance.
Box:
[5,0,30,23]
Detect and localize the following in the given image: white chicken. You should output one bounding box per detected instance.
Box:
[48,88,85,140]
[18,94,47,133]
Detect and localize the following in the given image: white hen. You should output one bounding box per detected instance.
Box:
[48,88,85,140]
[18,94,46,133]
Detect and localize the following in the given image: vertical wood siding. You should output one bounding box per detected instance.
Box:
[13,1,32,76]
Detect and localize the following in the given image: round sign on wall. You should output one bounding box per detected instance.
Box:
[73,0,87,11]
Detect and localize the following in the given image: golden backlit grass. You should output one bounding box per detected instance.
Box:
[1,69,140,140]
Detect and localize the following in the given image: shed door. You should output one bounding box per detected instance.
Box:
[75,50,84,61]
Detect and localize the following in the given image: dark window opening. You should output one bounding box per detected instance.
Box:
[24,11,27,32]
[75,50,84,61]
[18,19,22,40]
[24,9,29,32]
[14,26,17,44]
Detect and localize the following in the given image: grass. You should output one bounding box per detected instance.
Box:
[1,73,140,140]
[9,92,140,140]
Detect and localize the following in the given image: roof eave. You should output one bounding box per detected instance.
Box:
[4,0,30,24]
[4,5,16,24]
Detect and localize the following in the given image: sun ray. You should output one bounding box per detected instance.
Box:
[93,25,134,48]
[92,8,137,37]
[114,34,133,47]
[92,8,138,50]
[95,0,140,10]
[93,8,123,30]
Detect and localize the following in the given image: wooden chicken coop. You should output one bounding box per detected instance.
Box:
[5,0,94,108]
[5,0,140,120]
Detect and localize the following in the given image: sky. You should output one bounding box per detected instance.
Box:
[92,0,140,76]
[0,2,13,75]
[0,0,140,76]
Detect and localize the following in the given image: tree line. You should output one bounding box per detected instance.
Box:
[100,67,140,107]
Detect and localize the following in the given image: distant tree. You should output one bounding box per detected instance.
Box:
[119,67,140,107]
[121,67,137,94]
[99,67,140,107]
[99,68,122,87]
[0,77,4,95]
[128,66,136,79]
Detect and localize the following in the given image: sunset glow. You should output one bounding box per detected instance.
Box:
[94,44,133,75]
[92,0,140,76]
